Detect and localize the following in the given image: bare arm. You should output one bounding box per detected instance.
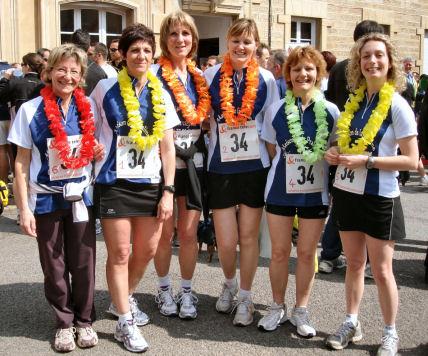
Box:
[15,146,37,237]
[266,142,276,160]
[158,128,175,221]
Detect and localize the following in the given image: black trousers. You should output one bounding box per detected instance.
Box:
[35,208,96,328]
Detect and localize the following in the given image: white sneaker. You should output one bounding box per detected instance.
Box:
[377,333,399,356]
[54,327,76,352]
[107,296,150,326]
[232,296,255,326]
[258,302,288,331]
[420,175,428,186]
[76,326,98,348]
[319,255,347,274]
[176,289,198,319]
[290,307,316,338]
[114,320,148,353]
[155,288,178,316]
[215,282,238,313]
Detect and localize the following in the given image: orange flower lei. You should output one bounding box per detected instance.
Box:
[158,56,211,125]
[219,53,259,127]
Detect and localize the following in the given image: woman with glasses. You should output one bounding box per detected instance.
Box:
[9,44,104,352]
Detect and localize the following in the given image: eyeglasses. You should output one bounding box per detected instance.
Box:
[109,48,119,53]
[54,68,81,78]
[43,58,48,62]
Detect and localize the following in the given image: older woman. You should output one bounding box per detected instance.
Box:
[204,18,279,326]
[258,46,339,336]
[324,33,418,356]
[151,10,209,320]
[9,44,102,352]
[91,23,179,352]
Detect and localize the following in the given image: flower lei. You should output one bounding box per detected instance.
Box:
[117,67,166,151]
[157,56,211,125]
[41,86,95,169]
[219,53,259,127]
[337,81,395,154]
[285,89,329,163]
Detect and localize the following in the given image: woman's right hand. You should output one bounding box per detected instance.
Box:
[20,208,37,237]
[324,146,340,165]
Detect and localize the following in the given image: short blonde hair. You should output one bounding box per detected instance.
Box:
[347,33,405,92]
[44,44,87,87]
[159,10,199,59]
[227,18,260,44]
[283,46,327,90]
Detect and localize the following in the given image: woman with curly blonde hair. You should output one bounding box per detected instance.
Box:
[324,33,418,355]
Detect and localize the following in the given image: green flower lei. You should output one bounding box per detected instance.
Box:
[284,89,329,164]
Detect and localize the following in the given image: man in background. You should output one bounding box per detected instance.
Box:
[93,43,117,78]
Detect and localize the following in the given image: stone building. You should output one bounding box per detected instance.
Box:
[1,0,428,73]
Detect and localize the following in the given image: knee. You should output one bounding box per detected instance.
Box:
[372,265,394,285]
[346,258,366,273]
[238,232,258,248]
[177,229,197,246]
[108,246,130,266]
[297,247,316,265]
[271,247,291,264]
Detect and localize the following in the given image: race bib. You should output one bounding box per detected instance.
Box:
[174,129,203,169]
[285,154,324,193]
[47,135,85,181]
[116,136,160,179]
[333,164,367,194]
[219,121,260,162]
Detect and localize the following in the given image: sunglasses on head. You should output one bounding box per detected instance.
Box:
[109,48,118,52]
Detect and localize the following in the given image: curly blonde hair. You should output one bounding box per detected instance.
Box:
[347,33,405,92]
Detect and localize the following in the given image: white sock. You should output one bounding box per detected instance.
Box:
[225,277,237,289]
[181,279,192,291]
[118,311,133,325]
[383,325,397,337]
[158,275,171,290]
[238,288,251,300]
[345,314,358,327]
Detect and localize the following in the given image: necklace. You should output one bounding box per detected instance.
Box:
[41,86,95,169]
[158,56,211,125]
[219,53,259,127]
[337,81,395,154]
[285,89,329,163]
[117,67,166,151]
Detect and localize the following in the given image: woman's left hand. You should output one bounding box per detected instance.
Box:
[93,140,105,162]
[338,154,368,169]
[157,192,174,221]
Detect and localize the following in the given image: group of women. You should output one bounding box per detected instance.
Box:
[8,9,416,356]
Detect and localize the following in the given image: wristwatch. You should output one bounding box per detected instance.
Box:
[366,156,375,169]
[162,185,175,193]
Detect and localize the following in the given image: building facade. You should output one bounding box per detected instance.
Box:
[1,0,428,73]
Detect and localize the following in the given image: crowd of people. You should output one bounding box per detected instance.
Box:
[0,10,425,356]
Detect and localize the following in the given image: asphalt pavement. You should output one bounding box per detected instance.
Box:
[0,176,427,355]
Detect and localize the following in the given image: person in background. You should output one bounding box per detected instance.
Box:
[258,46,339,336]
[267,49,287,98]
[152,10,210,320]
[37,48,51,63]
[319,20,385,276]
[109,39,123,71]
[71,29,107,95]
[201,55,218,72]
[320,51,336,93]
[256,42,270,69]
[9,43,103,352]
[204,18,279,327]
[324,33,418,356]
[93,42,117,78]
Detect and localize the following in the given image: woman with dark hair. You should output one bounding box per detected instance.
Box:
[324,33,418,355]
[9,44,103,352]
[151,10,210,320]
[320,50,336,92]
[91,23,179,352]
[204,18,279,326]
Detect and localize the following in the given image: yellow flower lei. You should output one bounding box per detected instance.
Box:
[118,68,166,151]
[337,81,395,154]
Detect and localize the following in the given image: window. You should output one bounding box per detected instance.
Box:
[60,7,125,46]
[290,17,316,47]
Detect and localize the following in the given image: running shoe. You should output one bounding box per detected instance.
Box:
[325,321,363,350]
[114,320,148,353]
[155,288,178,316]
[257,302,288,331]
[215,282,238,313]
[290,307,316,337]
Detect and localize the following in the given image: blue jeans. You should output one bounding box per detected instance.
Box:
[320,213,342,261]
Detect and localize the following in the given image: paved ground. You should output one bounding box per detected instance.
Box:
[0,176,427,355]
